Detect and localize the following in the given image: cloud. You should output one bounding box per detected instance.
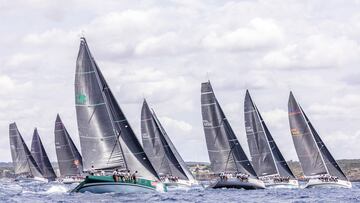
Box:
[202,18,284,51]
[262,108,288,129]
[261,35,360,69]
[158,116,193,133]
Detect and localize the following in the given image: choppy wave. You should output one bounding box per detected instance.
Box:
[0,179,360,202]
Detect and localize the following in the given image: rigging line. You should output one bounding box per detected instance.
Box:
[88,105,97,124]
[223,117,242,174]
[106,130,123,167]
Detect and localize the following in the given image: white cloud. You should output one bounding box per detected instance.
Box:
[202,18,284,51]
[261,34,360,69]
[158,116,193,133]
[262,108,288,129]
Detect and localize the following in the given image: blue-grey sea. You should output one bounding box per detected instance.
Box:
[1,179,359,203]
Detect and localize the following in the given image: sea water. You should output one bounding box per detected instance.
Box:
[0,179,359,202]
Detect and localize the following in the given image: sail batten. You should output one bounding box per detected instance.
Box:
[75,38,159,180]
[288,92,347,180]
[55,114,83,177]
[201,81,257,177]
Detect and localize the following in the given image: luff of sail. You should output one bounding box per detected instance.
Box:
[288,92,347,180]
[201,81,257,177]
[245,90,295,178]
[31,128,57,180]
[9,123,43,179]
[141,99,195,181]
[55,114,83,177]
[75,38,159,180]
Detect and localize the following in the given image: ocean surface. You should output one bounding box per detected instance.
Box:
[1,179,360,203]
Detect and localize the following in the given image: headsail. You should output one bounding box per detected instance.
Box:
[75,38,159,180]
[244,90,295,178]
[288,92,347,180]
[31,128,57,180]
[201,81,257,177]
[141,99,195,181]
[55,114,83,177]
[9,123,43,178]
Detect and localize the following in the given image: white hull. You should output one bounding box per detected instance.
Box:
[305,179,352,189]
[264,179,299,188]
[208,177,265,190]
[76,182,164,193]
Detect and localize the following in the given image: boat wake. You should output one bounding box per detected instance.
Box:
[44,185,68,194]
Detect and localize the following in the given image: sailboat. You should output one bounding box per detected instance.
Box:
[71,38,165,193]
[141,99,200,190]
[288,92,351,188]
[54,114,84,184]
[30,128,57,181]
[200,81,265,189]
[9,122,46,182]
[244,90,298,188]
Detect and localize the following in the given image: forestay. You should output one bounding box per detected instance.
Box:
[201,81,257,177]
[141,99,195,181]
[288,92,347,180]
[245,90,295,178]
[75,38,159,180]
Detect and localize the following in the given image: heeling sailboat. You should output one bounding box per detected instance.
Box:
[30,128,57,181]
[244,90,298,188]
[9,123,46,182]
[200,81,265,189]
[71,38,165,193]
[288,92,351,188]
[54,114,84,184]
[141,99,199,190]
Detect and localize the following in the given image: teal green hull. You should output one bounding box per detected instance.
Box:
[71,176,167,194]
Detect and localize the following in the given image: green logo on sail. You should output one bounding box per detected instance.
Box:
[76,93,87,104]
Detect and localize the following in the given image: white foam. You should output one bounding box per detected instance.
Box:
[45,185,68,194]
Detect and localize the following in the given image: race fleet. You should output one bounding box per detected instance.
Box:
[8,38,352,193]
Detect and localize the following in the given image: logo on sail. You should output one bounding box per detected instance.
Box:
[290,128,301,136]
[74,159,80,166]
[203,120,212,127]
[76,93,87,104]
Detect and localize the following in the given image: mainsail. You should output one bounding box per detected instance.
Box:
[75,37,159,180]
[54,114,83,177]
[9,123,43,178]
[244,90,295,178]
[288,92,347,180]
[31,128,57,180]
[201,81,257,177]
[141,99,195,181]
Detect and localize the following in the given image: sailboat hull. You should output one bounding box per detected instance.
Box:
[71,176,166,193]
[208,177,265,190]
[305,179,352,188]
[263,179,299,188]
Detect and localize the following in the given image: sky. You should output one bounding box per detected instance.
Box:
[1,0,360,163]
